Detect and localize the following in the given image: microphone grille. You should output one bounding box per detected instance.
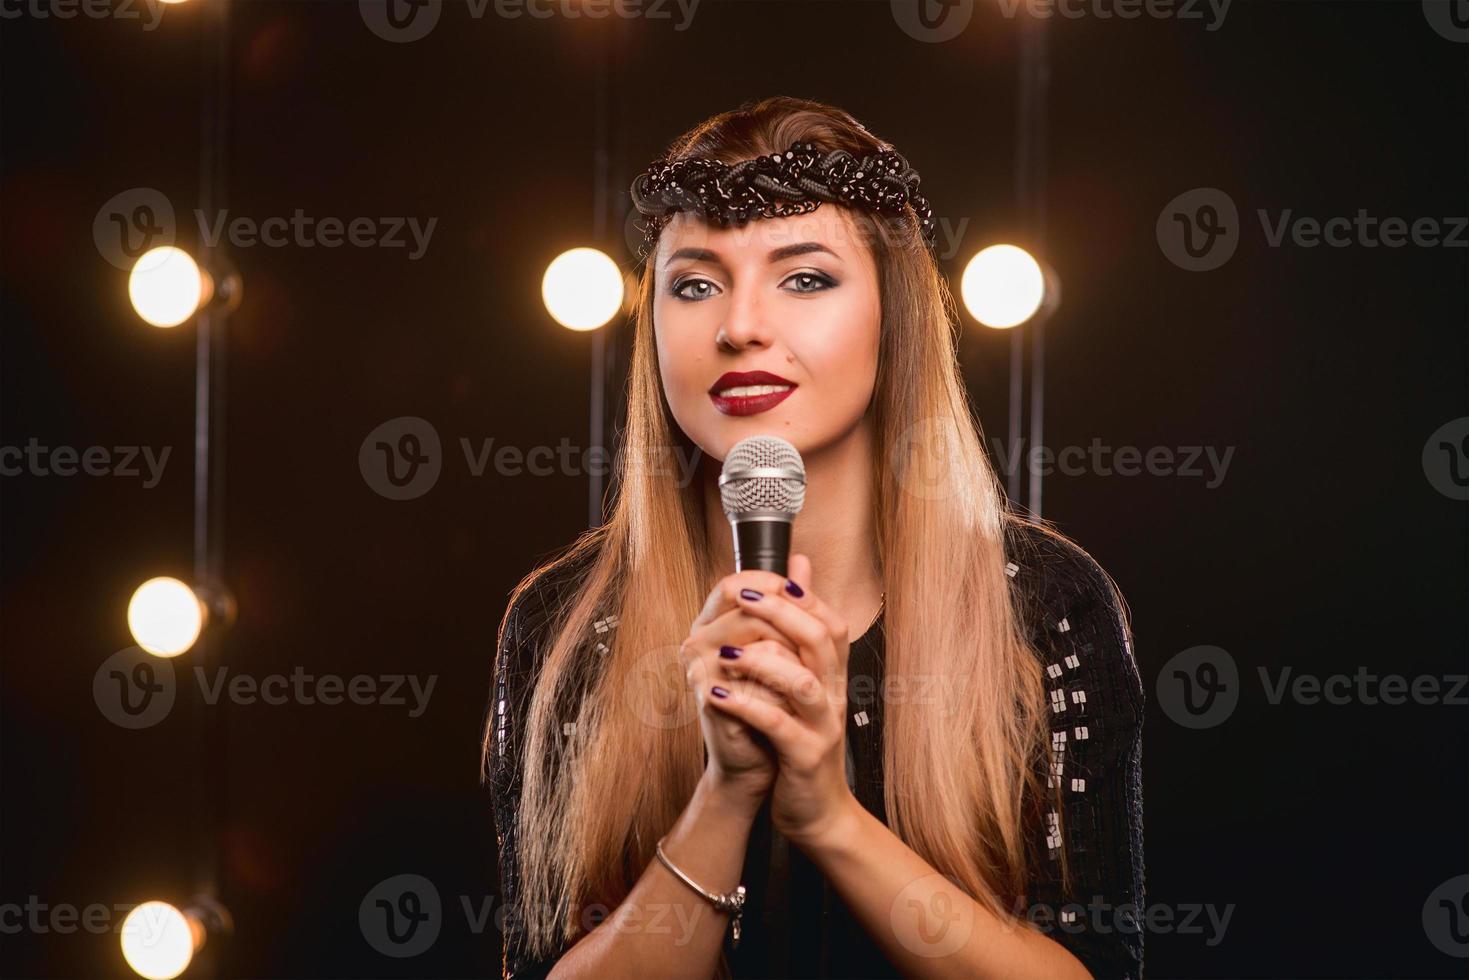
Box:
[719,435,806,521]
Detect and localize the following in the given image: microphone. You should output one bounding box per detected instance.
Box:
[718,434,806,577]
[717,434,814,975]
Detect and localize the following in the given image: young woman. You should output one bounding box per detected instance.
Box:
[485,96,1144,980]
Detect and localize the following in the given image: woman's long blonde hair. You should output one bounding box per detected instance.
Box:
[485,96,1068,973]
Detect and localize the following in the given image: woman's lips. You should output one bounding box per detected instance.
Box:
[709,385,797,417]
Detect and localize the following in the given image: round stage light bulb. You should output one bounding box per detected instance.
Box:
[129,246,205,328]
[960,244,1047,329]
[119,902,198,980]
[541,247,624,331]
[128,577,205,657]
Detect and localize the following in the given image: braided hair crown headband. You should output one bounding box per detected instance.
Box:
[629,140,937,260]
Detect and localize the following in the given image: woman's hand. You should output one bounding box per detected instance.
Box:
[680,568,805,809]
[702,553,861,850]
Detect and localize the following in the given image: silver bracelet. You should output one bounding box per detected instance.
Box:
[655,835,747,949]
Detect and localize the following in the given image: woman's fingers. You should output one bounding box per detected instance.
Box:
[691,568,803,630]
[705,677,800,749]
[732,582,840,681]
[683,635,792,715]
[718,640,827,724]
[700,605,802,660]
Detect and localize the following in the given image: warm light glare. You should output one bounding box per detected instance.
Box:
[129,246,205,328]
[961,244,1047,329]
[119,902,197,980]
[127,577,204,657]
[541,247,624,331]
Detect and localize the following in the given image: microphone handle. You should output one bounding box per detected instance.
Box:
[732,517,795,973]
[732,518,792,578]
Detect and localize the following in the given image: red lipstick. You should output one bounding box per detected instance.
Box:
[708,370,798,417]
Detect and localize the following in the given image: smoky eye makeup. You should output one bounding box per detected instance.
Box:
[668,273,724,301]
[784,270,838,293]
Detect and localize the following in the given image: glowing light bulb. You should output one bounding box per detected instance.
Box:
[127,577,204,657]
[960,244,1050,329]
[129,246,206,328]
[119,902,199,980]
[541,247,624,331]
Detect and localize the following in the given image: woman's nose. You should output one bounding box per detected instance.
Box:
[714,287,770,350]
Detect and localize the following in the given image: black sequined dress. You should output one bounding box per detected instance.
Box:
[488,522,1146,979]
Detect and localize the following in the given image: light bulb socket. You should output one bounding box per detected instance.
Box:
[193,582,238,631]
[199,258,244,317]
[185,895,234,942]
[1037,262,1062,321]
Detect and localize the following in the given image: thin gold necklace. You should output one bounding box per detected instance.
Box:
[858,591,886,640]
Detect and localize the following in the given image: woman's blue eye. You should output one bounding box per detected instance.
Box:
[785,272,835,293]
[671,278,718,302]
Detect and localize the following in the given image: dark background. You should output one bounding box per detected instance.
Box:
[2,1,1466,977]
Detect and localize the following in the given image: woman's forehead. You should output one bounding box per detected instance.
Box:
[656,205,867,262]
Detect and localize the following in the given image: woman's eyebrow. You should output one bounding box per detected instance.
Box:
[666,241,842,265]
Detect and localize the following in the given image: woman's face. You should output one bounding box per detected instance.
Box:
[652,204,882,463]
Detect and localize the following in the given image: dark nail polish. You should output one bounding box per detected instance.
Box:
[711,685,730,698]
[739,588,763,601]
[719,645,742,659]
[784,579,804,598]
